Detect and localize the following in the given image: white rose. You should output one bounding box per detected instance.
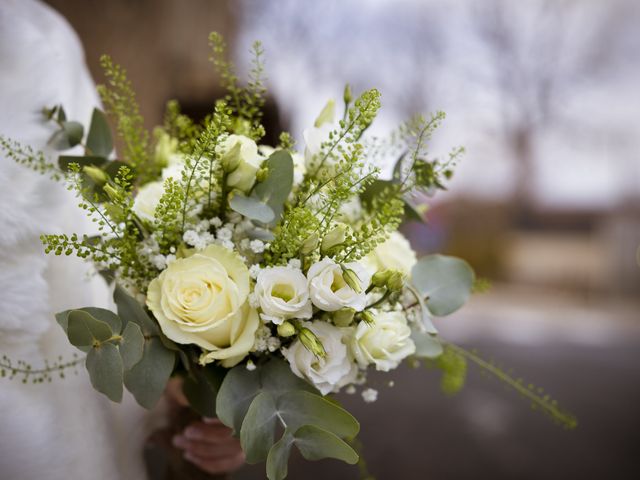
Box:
[146,244,259,367]
[363,231,417,276]
[220,134,264,192]
[284,321,357,395]
[350,311,416,372]
[307,258,371,312]
[255,266,312,324]
[132,181,165,223]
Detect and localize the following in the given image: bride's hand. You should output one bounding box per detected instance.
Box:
[172,418,245,474]
[167,378,245,474]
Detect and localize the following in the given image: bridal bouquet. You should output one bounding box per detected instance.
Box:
[0,33,575,479]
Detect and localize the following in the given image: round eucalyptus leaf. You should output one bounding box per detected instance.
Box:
[411,254,475,316]
[86,342,123,403]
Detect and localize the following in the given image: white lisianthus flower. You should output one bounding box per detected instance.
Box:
[307,258,371,312]
[284,321,357,395]
[255,266,312,324]
[350,311,416,372]
[132,181,165,223]
[303,99,336,170]
[146,244,259,367]
[363,231,418,276]
[220,134,264,192]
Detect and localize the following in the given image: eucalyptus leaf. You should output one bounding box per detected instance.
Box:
[266,432,293,480]
[253,150,293,221]
[240,388,359,464]
[277,390,359,438]
[217,358,313,434]
[183,366,226,418]
[120,322,144,370]
[104,160,131,179]
[229,193,275,223]
[58,155,107,172]
[240,392,278,463]
[49,121,84,150]
[216,365,261,434]
[86,343,123,402]
[265,426,358,480]
[360,179,394,209]
[293,425,359,464]
[411,254,475,316]
[67,310,113,348]
[124,337,175,409]
[113,284,159,336]
[412,331,444,359]
[86,108,113,157]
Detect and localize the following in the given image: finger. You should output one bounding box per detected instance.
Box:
[183,422,234,443]
[185,451,245,474]
[178,438,242,460]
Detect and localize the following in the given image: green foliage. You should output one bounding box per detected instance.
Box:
[86,108,114,158]
[56,308,134,402]
[412,331,444,359]
[180,100,233,229]
[411,255,475,316]
[433,345,467,395]
[268,89,384,264]
[251,149,294,222]
[183,365,226,418]
[444,343,578,429]
[217,358,359,480]
[266,206,320,265]
[113,285,176,408]
[339,183,405,262]
[0,135,62,180]
[97,55,152,180]
[153,176,186,252]
[162,99,201,149]
[209,32,266,140]
[277,131,295,150]
[0,354,82,383]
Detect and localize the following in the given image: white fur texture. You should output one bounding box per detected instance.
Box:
[0,2,153,478]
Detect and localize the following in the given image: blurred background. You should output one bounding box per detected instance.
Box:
[43,0,640,478]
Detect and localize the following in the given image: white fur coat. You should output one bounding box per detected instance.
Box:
[0,2,152,478]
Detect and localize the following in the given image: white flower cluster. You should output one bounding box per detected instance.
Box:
[249,248,419,398]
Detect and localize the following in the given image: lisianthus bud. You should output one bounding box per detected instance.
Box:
[343,84,353,105]
[371,269,391,288]
[277,321,296,338]
[300,232,319,255]
[321,224,348,255]
[387,271,405,292]
[314,99,335,128]
[255,166,269,182]
[333,307,356,327]
[359,310,375,325]
[103,183,120,202]
[299,327,326,358]
[342,268,363,294]
[83,165,107,184]
[220,141,242,172]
